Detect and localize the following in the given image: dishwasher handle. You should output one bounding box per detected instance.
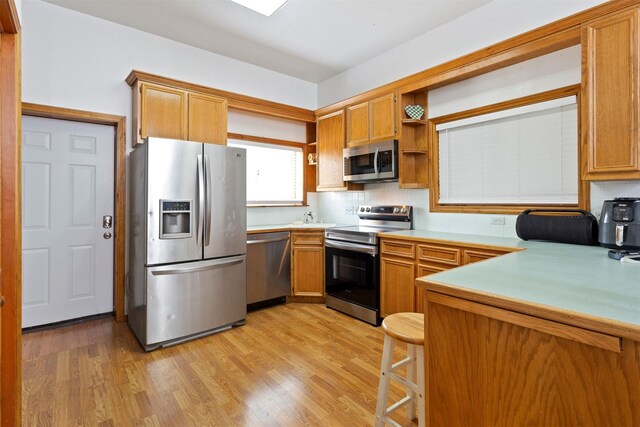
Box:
[247,236,290,245]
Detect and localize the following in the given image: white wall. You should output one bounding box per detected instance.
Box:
[22,0,317,148]
[317,0,605,107]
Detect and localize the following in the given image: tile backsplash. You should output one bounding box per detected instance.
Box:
[247,181,640,237]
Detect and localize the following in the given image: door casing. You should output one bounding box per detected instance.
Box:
[21,103,127,323]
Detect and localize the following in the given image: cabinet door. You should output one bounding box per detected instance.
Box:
[370,93,396,142]
[346,102,370,145]
[140,83,188,142]
[380,257,415,317]
[292,246,324,297]
[415,264,446,313]
[582,11,640,179]
[317,110,347,191]
[188,93,227,145]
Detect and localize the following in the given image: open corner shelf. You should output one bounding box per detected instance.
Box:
[401,119,428,127]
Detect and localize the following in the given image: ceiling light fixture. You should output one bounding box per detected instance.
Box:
[229,0,288,17]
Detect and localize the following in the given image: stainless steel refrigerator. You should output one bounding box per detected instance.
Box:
[128,137,247,350]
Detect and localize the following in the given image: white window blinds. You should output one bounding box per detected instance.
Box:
[437,96,578,205]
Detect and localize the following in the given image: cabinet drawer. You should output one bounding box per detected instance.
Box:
[381,240,415,259]
[418,244,461,266]
[292,232,324,246]
[463,249,505,265]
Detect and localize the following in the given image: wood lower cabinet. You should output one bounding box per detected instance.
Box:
[380,257,415,317]
[131,80,228,146]
[291,231,324,297]
[425,291,640,426]
[380,237,514,316]
[582,10,640,180]
[316,110,362,191]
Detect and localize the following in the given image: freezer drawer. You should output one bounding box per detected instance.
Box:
[145,256,246,348]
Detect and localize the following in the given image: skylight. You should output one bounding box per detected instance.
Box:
[229,0,288,17]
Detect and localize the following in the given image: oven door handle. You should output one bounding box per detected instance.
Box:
[325,239,377,256]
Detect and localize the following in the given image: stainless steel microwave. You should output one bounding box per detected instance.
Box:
[343,140,398,183]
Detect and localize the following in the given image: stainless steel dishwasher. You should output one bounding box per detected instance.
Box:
[246,231,291,311]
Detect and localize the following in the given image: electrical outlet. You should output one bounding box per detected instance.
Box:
[345,206,354,215]
[491,216,505,225]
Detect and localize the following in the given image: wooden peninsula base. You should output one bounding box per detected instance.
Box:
[421,290,640,426]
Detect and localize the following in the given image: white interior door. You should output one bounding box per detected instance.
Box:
[22,116,115,328]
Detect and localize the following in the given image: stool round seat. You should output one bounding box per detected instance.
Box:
[381,313,424,345]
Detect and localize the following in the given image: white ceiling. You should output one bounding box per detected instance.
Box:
[41,0,492,83]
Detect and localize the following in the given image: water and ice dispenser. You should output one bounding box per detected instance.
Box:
[160,200,192,239]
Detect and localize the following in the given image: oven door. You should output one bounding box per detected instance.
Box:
[324,240,379,310]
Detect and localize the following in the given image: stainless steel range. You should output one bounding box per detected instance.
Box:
[324,205,413,326]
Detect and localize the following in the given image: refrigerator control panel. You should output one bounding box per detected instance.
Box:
[160,199,192,239]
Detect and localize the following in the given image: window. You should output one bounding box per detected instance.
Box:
[430,86,584,214]
[228,139,303,205]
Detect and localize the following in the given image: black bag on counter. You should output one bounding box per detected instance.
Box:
[515,209,599,245]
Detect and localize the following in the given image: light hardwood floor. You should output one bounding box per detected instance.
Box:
[22,303,417,426]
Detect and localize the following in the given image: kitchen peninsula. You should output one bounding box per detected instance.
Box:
[381,230,640,425]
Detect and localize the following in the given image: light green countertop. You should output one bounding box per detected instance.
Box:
[247,223,336,234]
[381,230,640,339]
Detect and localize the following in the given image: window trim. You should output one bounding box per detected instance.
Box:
[227,132,310,207]
[428,84,590,215]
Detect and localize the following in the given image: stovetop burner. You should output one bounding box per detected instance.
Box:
[325,205,413,245]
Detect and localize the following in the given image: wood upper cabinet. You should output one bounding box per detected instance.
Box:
[133,81,228,145]
[187,92,228,145]
[346,102,370,145]
[582,10,640,180]
[291,231,324,297]
[138,82,188,143]
[346,92,397,146]
[316,110,362,191]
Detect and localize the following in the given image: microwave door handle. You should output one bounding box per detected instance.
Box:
[374,148,380,176]
[196,155,205,247]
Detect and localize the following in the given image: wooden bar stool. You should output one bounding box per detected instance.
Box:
[375,313,425,427]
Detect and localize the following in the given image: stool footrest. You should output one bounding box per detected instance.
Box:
[386,394,411,415]
[391,356,412,371]
[388,372,418,393]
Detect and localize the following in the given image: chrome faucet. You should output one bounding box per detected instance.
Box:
[304,211,314,224]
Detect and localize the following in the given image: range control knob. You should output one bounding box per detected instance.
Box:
[393,207,399,214]
[401,207,407,214]
[365,207,371,212]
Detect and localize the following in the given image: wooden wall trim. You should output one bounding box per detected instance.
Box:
[315,0,640,116]
[0,0,20,34]
[126,70,315,123]
[1,30,21,427]
[428,85,587,215]
[21,103,128,323]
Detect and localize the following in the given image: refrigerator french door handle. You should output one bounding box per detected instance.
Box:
[197,154,205,247]
[150,255,246,275]
[205,154,212,246]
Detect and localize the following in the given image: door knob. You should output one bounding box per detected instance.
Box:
[103,215,113,229]
[103,232,112,240]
